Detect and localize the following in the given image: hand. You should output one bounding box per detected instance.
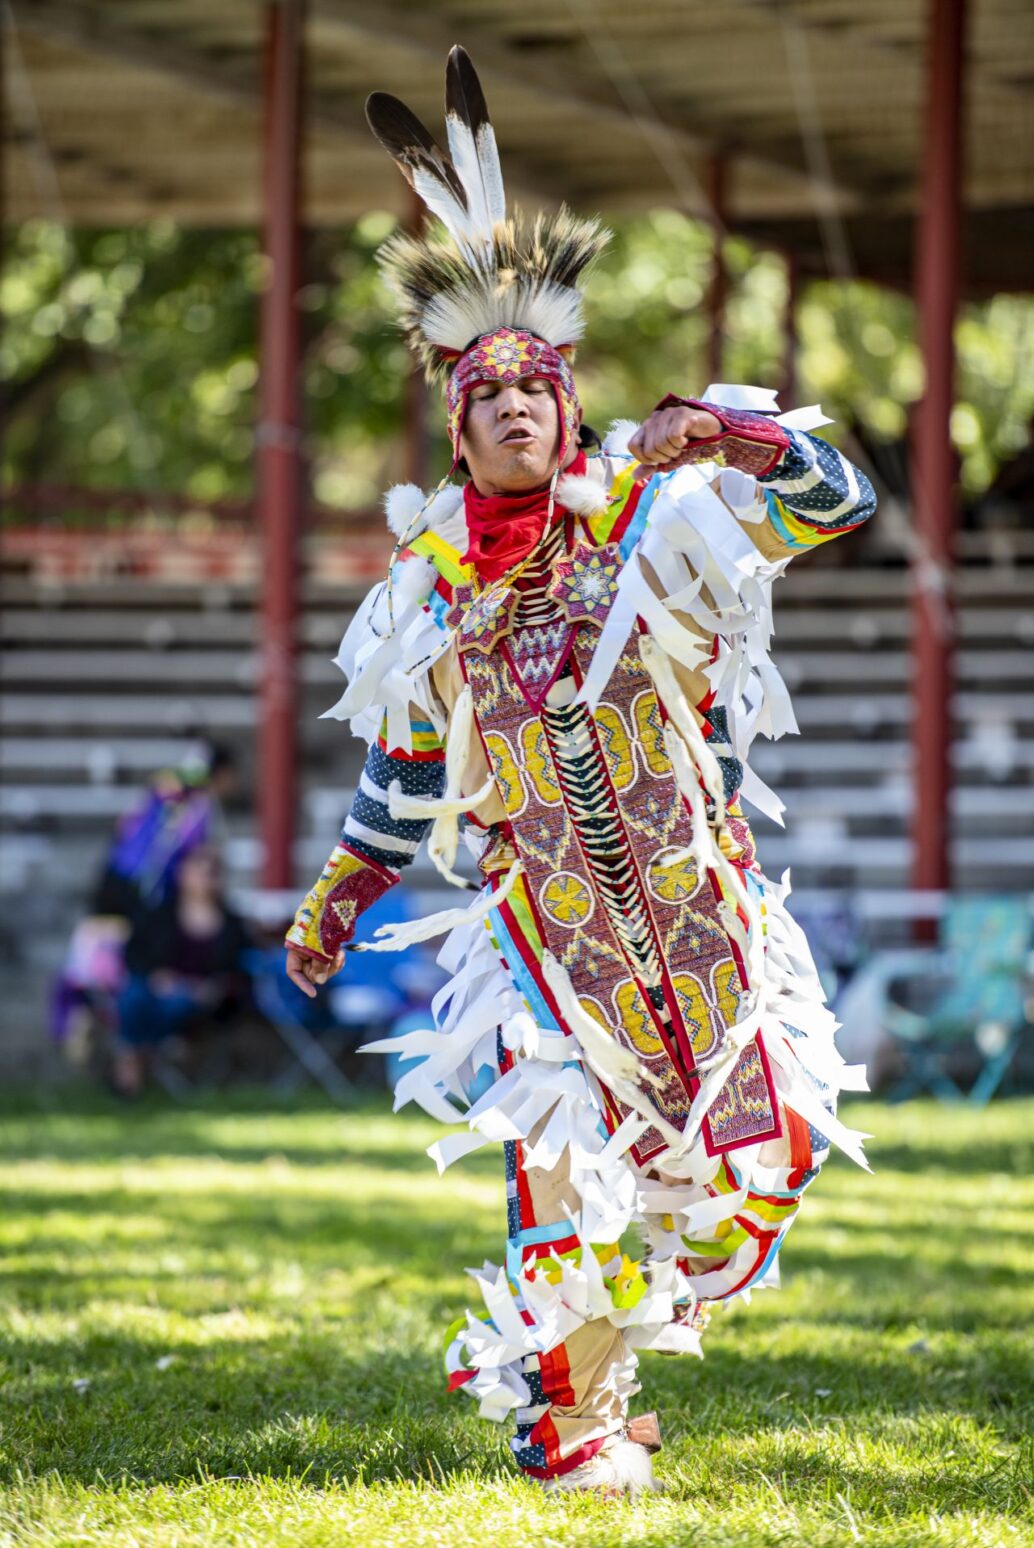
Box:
[627,405,723,479]
[285,946,346,999]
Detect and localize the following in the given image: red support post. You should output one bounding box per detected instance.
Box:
[705,152,727,386]
[257,0,305,891]
[910,0,967,915]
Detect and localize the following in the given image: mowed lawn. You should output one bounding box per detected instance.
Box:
[0,1091,1031,1548]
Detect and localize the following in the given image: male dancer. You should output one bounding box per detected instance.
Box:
[286,49,875,1497]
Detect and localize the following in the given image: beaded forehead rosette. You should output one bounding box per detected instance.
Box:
[445,327,579,464]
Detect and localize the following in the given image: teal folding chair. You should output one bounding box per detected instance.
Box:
[884,896,1032,1104]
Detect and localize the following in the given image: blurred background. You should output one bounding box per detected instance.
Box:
[2,0,1032,1105]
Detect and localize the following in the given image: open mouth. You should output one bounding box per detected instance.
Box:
[501,428,535,444]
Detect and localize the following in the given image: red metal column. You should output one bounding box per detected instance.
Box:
[910,0,967,909]
[258,0,304,890]
[705,152,727,385]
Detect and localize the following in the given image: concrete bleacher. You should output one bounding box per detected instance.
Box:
[2,542,1033,1063]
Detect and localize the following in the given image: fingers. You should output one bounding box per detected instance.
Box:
[629,407,724,475]
[285,948,337,999]
[285,963,317,999]
[630,410,689,469]
[640,412,681,464]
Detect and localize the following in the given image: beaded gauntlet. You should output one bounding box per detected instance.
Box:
[652,395,791,478]
[284,840,398,964]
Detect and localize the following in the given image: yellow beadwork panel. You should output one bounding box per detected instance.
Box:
[613,978,665,1057]
[632,689,669,778]
[671,971,720,1062]
[646,846,701,904]
[483,731,527,817]
[539,870,594,928]
[711,956,748,1030]
[593,703,636,791]
[520,719,563,806]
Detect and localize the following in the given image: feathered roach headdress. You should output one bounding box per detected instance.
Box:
[365,46,610,464]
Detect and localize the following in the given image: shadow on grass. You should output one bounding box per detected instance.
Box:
[0,1085,503,1176]
[1,1088,1032,1510]
[2,1316,1032,1498]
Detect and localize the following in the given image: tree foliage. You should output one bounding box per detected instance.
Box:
[2,213,1031,515]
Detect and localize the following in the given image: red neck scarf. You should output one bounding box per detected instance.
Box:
[461,451,586,583]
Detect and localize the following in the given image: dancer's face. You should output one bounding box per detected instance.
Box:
[460,375,581,496]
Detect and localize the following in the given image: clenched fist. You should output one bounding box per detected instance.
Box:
[285,946,345,999]
[627,405,723,479]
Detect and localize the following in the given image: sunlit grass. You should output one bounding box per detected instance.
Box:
[0,1090,1031,1546]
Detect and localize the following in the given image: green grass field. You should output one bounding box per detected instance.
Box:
[0,1090,1031,1547]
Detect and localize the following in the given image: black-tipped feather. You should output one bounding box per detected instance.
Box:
[365,92,468,210]
[367,50,608,382]
[445,45,490,136]
[377,206,611,385]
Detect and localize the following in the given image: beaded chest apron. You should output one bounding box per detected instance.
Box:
[452,533,781,1165]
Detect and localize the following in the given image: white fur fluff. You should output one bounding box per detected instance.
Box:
[383,484,427,539]
[603,418,640,457]
[383,482,465,544]
[540,1437,657,1496]
[422,277,585,353]
[556,470,608,517]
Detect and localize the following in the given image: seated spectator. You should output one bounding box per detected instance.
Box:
[52,743,238,1057]
[93,742,237,920]
[111,844,251,1097]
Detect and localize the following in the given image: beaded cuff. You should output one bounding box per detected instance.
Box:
[284,840,398,963]
[652,394,792,478]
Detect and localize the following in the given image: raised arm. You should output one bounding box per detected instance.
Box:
[284,710,445,995]
[630,395,877,562]
[750,421,877,559]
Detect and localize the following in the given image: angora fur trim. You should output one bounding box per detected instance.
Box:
[556,467,608,517]
[383,484,427,539]
[539,1437,657,1496]
[603,418,640,457]
[383,482,465,545]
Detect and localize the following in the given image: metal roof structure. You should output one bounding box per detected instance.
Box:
[7,0,1033,293]
[3,0,1021,895]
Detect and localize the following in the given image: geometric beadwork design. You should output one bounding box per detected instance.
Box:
[546,540,622,629]
[459,523,780,1161]
[448,580,518,655]
[538,870,594,929]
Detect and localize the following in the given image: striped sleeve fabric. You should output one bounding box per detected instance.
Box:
[342,714,447,871]
[757,428,877,552]
[285,712,446,962]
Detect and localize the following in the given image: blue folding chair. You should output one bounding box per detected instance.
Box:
[251,890,419,1101]
[882,896,1032,1104]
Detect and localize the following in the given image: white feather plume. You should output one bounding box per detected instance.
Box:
[445,121,505,262]
[421,276,585,353]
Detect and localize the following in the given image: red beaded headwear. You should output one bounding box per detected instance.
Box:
[444,326,580,466]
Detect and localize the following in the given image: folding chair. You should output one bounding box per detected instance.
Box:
[247,947,358,1102]
[882,896,1032,1104]
[250,890,414,1102]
